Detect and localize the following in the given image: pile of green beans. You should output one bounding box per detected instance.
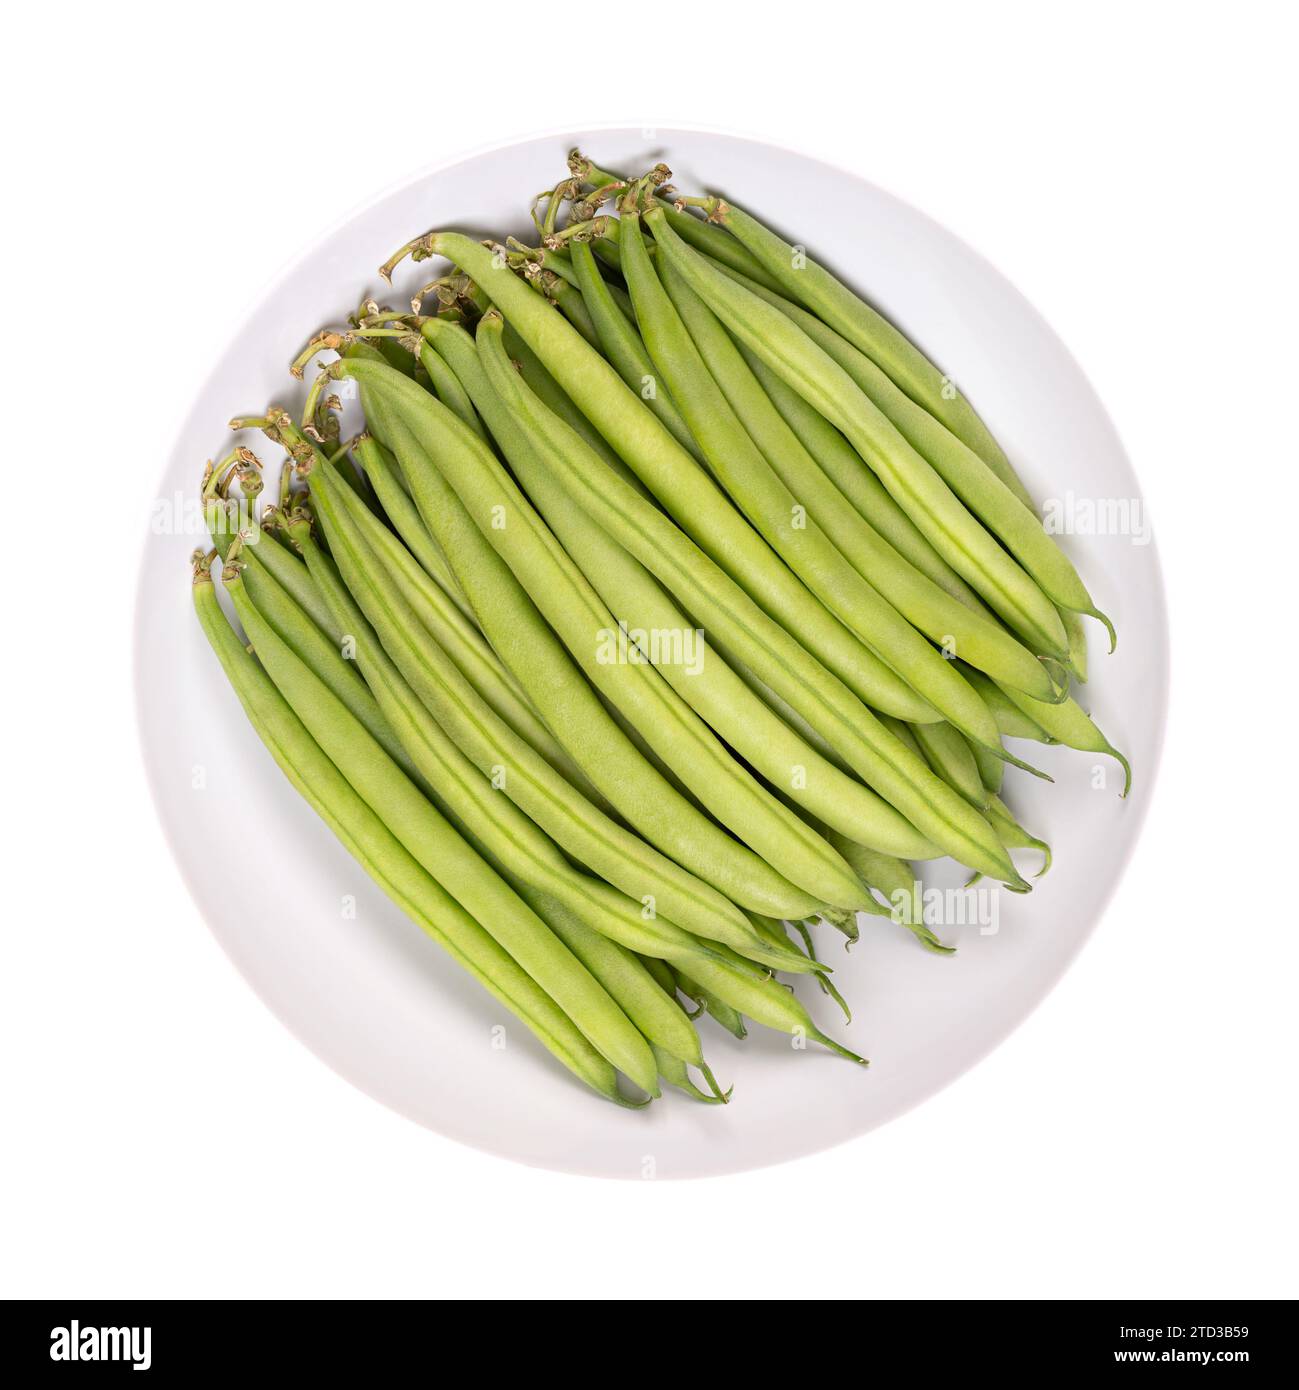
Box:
[191,152,1127,1108]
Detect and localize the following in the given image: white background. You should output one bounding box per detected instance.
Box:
[3,0,1295,1299]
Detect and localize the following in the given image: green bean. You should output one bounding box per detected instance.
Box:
[720,650,851,774]
[457,314,939,867]
[649,965,702,1018]
[655,242,1062,709]
[1060,607,1089,682]
[597,267,636,322]
[192,558,632,1105]
[536,269,600,346]
[349,435,477,624]
[586,259,637,323]
[998,682,1132,796]
[757,914,853,1021]
[958,663,1054,742]
[654,1047,729,1103]
[968,735,1006,797]
[224,560,660,1095]
[243,530,338,637]
[568,237,701,458]
[826,834,954,955]
[673,968,747,1039]
[407,231,937,725]
[342,356,868,919]
[623,213,1016,754]
[668,970,709,1024]
[909,720,991,810]
[643,207,1071,660]
[407,341,489,442]
[985,796,1051,877]
[639,953,678,996]
[590,230,626,275]
[681,955,866,1062]
[905,722,1041,862]
[386,231,1022,886]
[708,262,1116,648]
[878,713,924,760]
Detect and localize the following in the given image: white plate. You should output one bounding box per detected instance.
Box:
[135,126,1168,1178]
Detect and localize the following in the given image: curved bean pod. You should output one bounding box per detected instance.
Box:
[672,968,747,1040]
[985,797,1051,877]
[653,1047,728,1104]
[997,682,1132,796]
[683,955,866,1062]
